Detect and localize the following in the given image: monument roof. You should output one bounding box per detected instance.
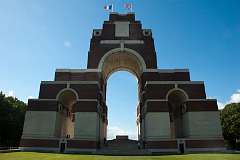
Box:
[109,12,136,22]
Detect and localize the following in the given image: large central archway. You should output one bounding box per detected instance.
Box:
[106,71,138,140]
[98,48,146,141]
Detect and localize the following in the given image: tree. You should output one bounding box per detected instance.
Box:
[220,103,240,149]
[0,92,27,147]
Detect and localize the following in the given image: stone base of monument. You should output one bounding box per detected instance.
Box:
[20,137,226,154]
[95,137,226,155]
[94,135,151,155]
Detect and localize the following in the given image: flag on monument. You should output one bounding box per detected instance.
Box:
[124,3,132,10]
[104,4,113,11]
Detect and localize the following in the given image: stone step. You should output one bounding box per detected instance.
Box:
[94,149,151,155]
[97,138,147,155]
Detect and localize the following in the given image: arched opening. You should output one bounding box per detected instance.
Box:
[167,90,188,138]
[106,71,138,140]
[99,49,145,141]
[55,89,77,138]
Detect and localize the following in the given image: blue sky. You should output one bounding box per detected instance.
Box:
[0,0,240,139]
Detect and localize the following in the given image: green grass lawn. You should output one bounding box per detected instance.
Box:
[0,152,239,160]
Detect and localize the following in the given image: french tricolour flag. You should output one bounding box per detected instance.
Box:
[104,4,113,11]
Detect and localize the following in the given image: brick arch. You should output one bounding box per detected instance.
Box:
[55,88,78,139]
[98,48,147,81]
[166,88,189,101]
[56,88,79,100]
[167,88,189,139]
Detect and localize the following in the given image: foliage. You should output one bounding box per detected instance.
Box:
[0,92,27,147]
[220,103,240,149]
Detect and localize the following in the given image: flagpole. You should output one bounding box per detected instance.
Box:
[111,0,114,12]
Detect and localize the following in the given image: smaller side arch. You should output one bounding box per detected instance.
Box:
[166,88,189,101]
[56,88,79,100]
[167,88,189,139]
[55,88,78,139]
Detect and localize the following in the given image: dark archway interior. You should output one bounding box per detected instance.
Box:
[168,90,187,138]
[56,90,77,138]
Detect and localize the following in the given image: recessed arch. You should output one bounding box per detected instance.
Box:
[55,88,78,139]
[166,88,189,101]
[56,88,79,100]
[167,88,188,139]
[98,48,147,82]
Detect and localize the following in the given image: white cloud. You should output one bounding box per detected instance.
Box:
[108,126,127,140]
[128,132,138,140]
[27,96,34,99]
[6,91,14,97]
[216,89,240,109]
[229,90,240,103]
[107,126,138,140]
[22,96,35,103]
[217,101,225,110]
[64,41,72,48]
[207,96,215,99]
